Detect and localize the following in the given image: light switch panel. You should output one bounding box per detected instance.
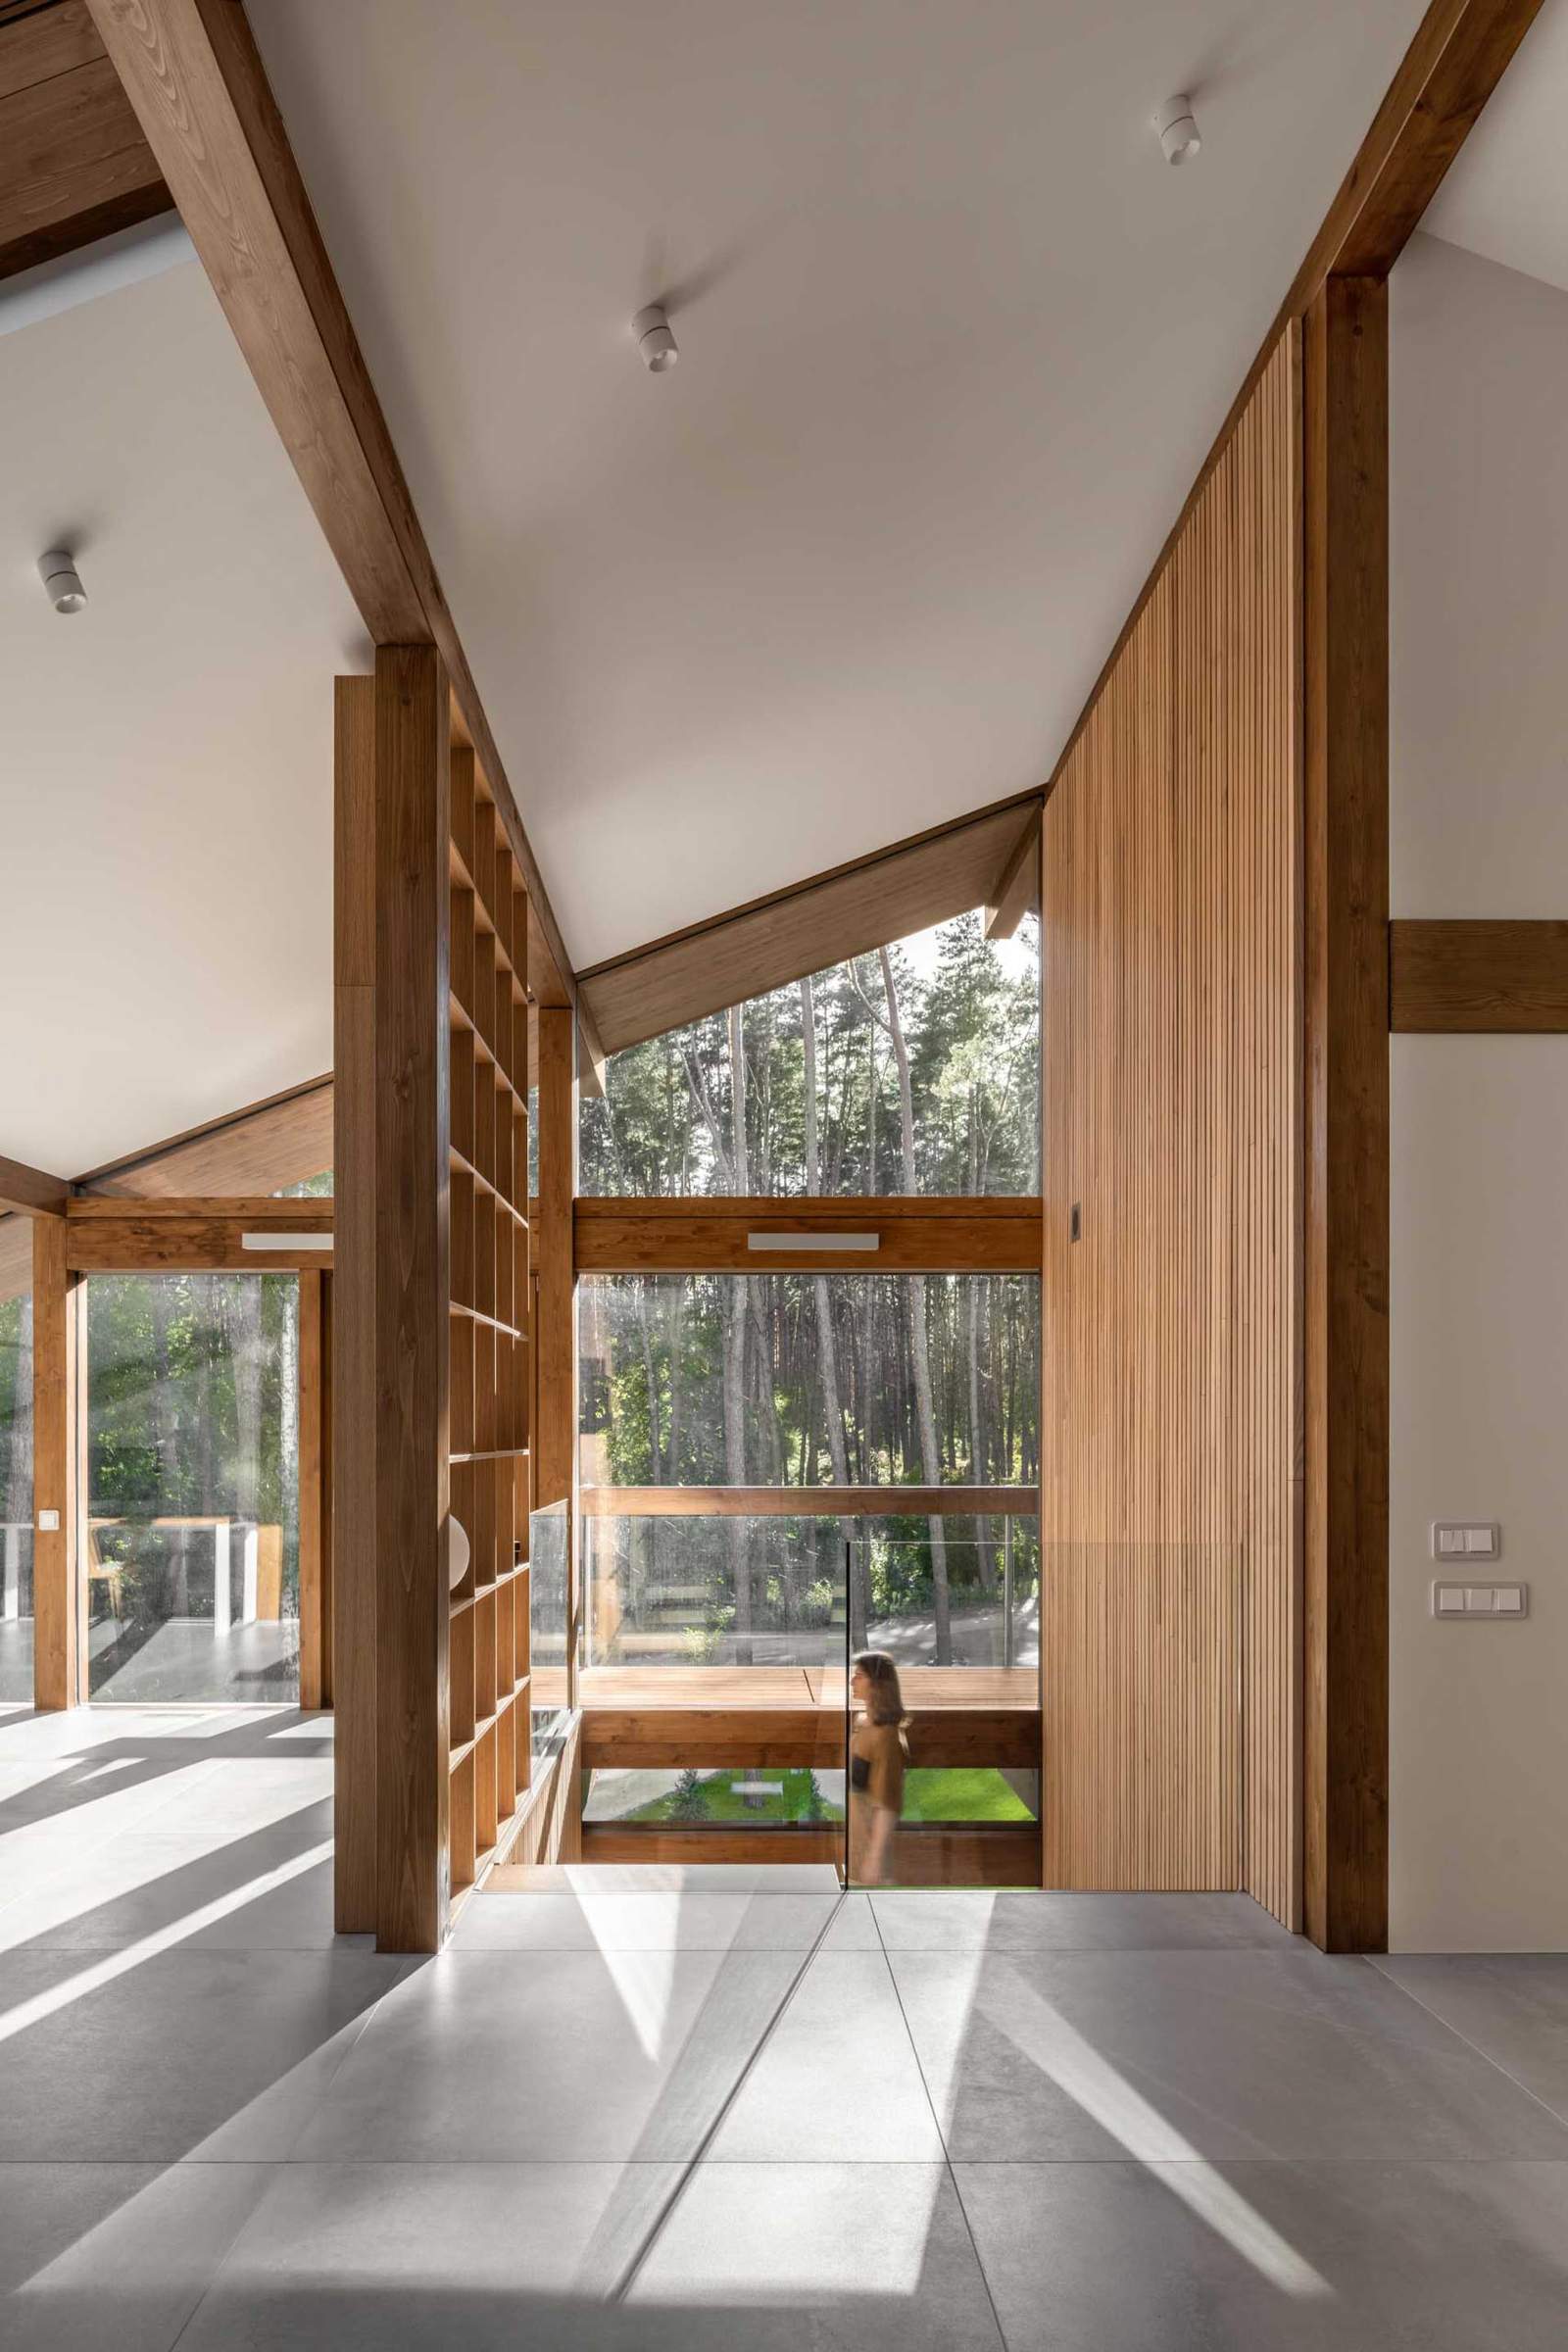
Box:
[1432,1580,1527,1619]
[36,1508,59,1534]
[1432,1521,1499,1561]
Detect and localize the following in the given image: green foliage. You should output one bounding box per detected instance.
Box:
[668,1768,710,1822]
[580,912,1039,1201]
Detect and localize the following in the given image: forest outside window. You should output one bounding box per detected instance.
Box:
[578,1271,1040,1673]
[83,1272,302,1704]
[0,1285,32,1704]
[579,909,1039,1198]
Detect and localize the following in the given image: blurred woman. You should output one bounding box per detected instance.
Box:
[850,1650,908,1885]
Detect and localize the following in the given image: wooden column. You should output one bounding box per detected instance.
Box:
[333,675,377,1931]
[535,1004,577,1701]
[298,1267,332,1711]
[1302,276,1391,1953]
[373,644,451,1953]
[31,1217,81,1710]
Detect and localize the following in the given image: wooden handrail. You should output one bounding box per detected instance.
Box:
[578,1486,1038,1518]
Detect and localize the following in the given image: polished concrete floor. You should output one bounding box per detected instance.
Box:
[3,1702,1568,2349]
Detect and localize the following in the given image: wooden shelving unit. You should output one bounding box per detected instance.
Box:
[447,750,532,1897]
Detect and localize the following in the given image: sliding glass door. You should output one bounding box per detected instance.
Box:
[83,1272,302,1704]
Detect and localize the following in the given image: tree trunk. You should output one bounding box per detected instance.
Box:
[880,948,951,1662]
[802,976,862,1639]
[965,1102,995,1593]
[725,1002,753,1662]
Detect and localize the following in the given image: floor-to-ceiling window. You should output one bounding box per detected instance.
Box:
[576,907,1042,1879]
[0,1282,32,1704]
[83,1271,302,1704]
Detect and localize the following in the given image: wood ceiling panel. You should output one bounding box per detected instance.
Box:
[579,799,1040,1057]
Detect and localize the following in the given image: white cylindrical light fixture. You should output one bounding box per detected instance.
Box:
[1154,94,1201,165]
[633,303,678,371]
[38,549,86,613]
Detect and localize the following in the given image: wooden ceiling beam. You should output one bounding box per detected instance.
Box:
[1390,918,1568,1031]
[574,1195,1044,1276]
[578,794,1043,1058]
[0,1152,69,1216]
[87,0,582,1014]
[984,809,1041,941]
[0,1,172,279]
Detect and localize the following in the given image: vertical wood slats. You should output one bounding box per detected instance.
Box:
[1043,331,1303,1924]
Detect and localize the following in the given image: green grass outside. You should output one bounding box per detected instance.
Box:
[621,1766,1033,1827]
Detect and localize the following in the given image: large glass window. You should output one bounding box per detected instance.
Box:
[579,1271,1039,1490]
[0,1285,32,1705]
[580,910,1039,1197]
[84,1273,301,1703]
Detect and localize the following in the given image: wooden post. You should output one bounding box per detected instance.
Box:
[373,644,451,1953]
[1302,275,1391,1953]
[535,1005,577,1712]
[333,674,377,1931]
[298,1267,331,1710]
[31,1216,81,1710]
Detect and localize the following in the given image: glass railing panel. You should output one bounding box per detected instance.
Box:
[847,1527,1042,1888]
[86,1516,299,1702]
[0,1522,34,1704]
[528,1498,569,1754]
[581,1513,848,1682]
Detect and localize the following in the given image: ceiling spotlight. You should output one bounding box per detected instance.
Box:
[633,303,678,372]
[38,548,86,613]
[1154,93,1201,166]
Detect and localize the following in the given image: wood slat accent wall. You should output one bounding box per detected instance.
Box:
[1043,330,1303,1923]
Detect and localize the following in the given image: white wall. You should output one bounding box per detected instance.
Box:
[1390,231,1568,1949]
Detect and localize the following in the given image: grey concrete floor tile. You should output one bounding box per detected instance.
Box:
[0,1818,339,1954]
[709,1949,945,2161]
[629,2161,1005,2349]
[448,1887,878,1952]
[1372,1954,1568,2122]
[870,1888,1298,1952]
[292,1946,803,2162]
[0,1948,400,2160]
[955,2157,1568,2352]
[889,1946,1568,2161]
[0,2160,272,2352]
[175,2160,684,2351]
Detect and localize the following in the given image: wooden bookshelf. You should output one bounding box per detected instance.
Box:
[447,747,533,1899]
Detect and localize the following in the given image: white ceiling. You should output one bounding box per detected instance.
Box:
[1421,0,1568,290]
[248,0,1431,970]
[0,258,368,1176]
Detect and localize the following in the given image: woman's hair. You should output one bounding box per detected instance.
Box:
[854,1649,907,1726]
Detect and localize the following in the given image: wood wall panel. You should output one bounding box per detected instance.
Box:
[1302,279,1390,1952]
[332,677,377,1934]
[1043,331,1302,1923]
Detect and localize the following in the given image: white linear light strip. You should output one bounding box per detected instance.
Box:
[241,1232,333,1252]
[746,1232,879,1253]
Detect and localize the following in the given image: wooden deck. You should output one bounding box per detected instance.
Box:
[577,1664,1039,1710]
